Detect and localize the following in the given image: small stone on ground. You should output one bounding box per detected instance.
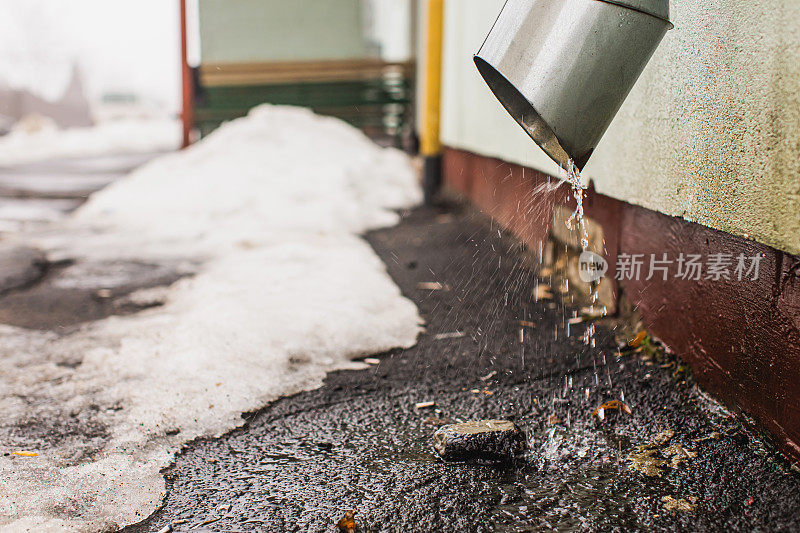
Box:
[433,420,525,462]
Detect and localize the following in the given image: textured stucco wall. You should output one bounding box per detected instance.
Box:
[198,0,369,63]
[441,0,800,255]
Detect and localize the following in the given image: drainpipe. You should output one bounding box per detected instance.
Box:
[420,0,444,203]
[475,0,672,170]
[180,0,195,149]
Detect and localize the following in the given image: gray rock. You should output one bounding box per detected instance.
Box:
[433,419,525,463]
[0,243,47,295]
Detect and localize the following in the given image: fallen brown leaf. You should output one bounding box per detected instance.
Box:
[629,331,648,348]
[534,284,552,301]
[337,510,357,533]
[662,496,696,513]
[580,306,607,320]
[592,400,632,418]
[433,331,465,340]
[627,442,697,477]
[628,445,667,477]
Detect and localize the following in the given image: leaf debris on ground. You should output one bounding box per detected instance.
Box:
[628,330,648,348]
[337,510,357,533]
[418,281,448,291]
[534,284,552,301]
[627,441,698,477]
[662,495,697,513]
[580,306,607,320]
[592,399,632,420]
[628,445,668,477]
[433,331,465,340]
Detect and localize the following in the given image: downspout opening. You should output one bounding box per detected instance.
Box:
[474,55,590,170]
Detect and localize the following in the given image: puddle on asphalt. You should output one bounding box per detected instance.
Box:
[279,413,678,531]
[488,425,665,531]
[491,464,648,531]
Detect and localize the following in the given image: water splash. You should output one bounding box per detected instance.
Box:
[562,159,599,348]
[563,159,589,251]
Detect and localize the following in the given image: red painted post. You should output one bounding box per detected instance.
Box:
[180,0,194,148]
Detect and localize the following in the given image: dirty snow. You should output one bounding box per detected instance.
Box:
[0,117,180,166]
[0,106,421,531]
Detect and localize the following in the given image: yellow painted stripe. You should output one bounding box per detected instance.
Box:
[420,0,444,156]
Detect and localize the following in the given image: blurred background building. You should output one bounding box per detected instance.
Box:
[0,0,180,126]
[188,0,416,147]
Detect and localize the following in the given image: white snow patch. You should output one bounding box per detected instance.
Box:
[0,117,180,166]
[0,106,421,531]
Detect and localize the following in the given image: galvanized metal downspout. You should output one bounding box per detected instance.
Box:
[599,0,670,22]
[475,0,672,170]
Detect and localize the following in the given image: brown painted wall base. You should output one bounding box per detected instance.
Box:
[443,147,800,463]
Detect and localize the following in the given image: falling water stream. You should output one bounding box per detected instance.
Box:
[563,159,599,348]
[563,159,589,252]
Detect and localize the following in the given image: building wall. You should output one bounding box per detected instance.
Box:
[441,0,800,255]
[198,0,370,63]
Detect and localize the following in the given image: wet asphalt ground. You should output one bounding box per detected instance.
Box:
[113,202,800,533]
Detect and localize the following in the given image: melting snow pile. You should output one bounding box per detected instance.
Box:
[0,106,422,532]
[0,117,181,166]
